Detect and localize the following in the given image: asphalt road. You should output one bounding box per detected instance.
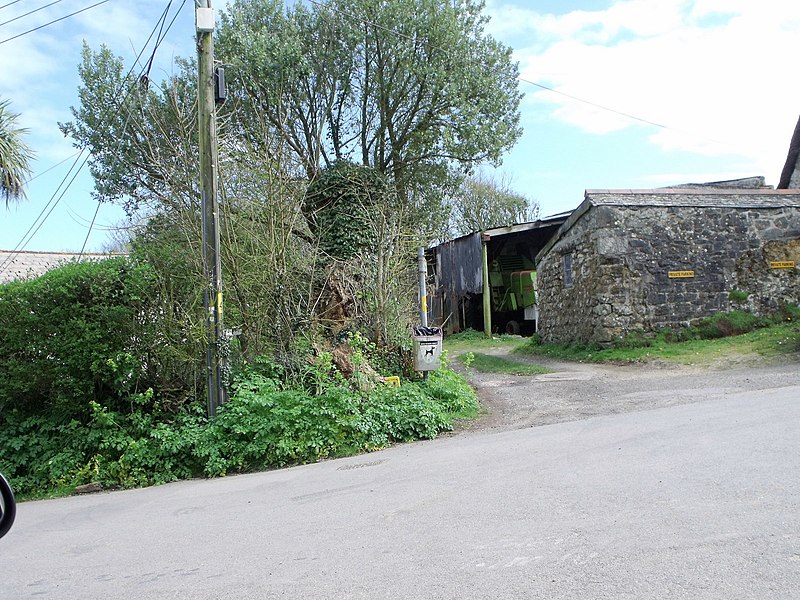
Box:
[1,367,799,599]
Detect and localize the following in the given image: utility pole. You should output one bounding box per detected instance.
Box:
[196,0,226,416]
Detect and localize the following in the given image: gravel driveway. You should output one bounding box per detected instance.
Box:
[456,351,800,434]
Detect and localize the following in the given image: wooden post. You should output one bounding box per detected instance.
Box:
[196,1,226,416]
[482,234,491,338]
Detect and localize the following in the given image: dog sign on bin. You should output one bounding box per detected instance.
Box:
[413,326,443,371]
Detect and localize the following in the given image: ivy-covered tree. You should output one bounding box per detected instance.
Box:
[304,161,393,260]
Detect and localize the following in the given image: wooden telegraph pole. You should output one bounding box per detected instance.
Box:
[196,0,226,416]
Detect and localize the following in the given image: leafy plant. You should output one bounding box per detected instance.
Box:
[0,354,478,497]
[728,289,749,304]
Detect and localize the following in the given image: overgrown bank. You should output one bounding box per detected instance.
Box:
[0,258,477,499]
[0,365,476,499]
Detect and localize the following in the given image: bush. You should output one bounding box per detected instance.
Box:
[0,361,478,497]
[195,365,478,477]
[0,257,199,421]
[1,259,141,418]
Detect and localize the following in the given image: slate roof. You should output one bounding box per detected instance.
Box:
[0,250,123,284]
[536,184,800,263]
[584,187,800,209]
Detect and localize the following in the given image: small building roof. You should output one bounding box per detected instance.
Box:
[0,250,124,284]
[482,211,572,238]
[584,187,800,209]
[536,184,800,263]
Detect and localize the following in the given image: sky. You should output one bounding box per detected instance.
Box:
[1,0,799,255]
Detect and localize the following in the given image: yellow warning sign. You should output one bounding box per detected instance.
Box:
[383,376,401,388]
[668,270,695,279]
[769,261,795,269]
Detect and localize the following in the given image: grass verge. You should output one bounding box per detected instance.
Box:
[515,320,799,366]
[460,352,552,376]
[444,330,527,354]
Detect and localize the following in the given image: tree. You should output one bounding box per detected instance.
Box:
[216,0,523,234]
[60,44,201,215]
[59,0,525,362]
[0,98,34,208]
[448,173,539,236]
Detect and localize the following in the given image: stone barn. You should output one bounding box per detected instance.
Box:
[535,181,800,345]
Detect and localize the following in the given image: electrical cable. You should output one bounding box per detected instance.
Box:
[0,0,66,28]
[78,201,101,255]
[141,0,173,84]
[3,152,90,266]
[0,0,185,272]
[304,0,730,148]
[22,152,82,185]
[0,0,24,10]
[0,0,112,46]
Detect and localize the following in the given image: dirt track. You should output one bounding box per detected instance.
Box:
[456,351,800,434]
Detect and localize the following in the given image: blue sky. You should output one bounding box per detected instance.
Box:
[1,0,799,253]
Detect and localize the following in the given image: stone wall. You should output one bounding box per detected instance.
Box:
[538,201,800,345]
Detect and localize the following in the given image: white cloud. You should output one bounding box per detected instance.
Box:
[0,0,195,166]
[486,0,800,181]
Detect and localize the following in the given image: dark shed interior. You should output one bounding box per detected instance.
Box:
[428,214,569,334]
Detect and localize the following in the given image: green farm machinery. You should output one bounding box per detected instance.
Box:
[488,255,539,335]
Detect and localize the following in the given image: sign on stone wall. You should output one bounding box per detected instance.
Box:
[668,270,695,278]
[769,261,796,269]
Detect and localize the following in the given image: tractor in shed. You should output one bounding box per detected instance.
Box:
[488,255,539,335]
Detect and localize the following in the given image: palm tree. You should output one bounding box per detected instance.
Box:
[0,98,34,208]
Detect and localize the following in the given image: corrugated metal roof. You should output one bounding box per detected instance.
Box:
[0,250,124,284]
[483,211,572,237]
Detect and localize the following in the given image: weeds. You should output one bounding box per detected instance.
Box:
[1,356,478,499]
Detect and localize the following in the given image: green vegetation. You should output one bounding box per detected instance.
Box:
[728,289,749,304]
[444,329,527,353]
[0,352,477,500]
[1,365,477,500]
[0,260,478,500]
[461,351,552,376]
[515,307,800,365]
[0,97,33,207]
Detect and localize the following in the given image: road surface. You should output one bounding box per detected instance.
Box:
[1,363,798,599]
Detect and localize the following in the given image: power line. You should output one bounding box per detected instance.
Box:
[0,0,112,46]
[0,0,66,28]
[78,201,101,255]
[0,0,185,273]
[516,76,669,131]
[1,151,89,267]
[22,152,82,185]
[0,0,24,10]
[304,0,729,149]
